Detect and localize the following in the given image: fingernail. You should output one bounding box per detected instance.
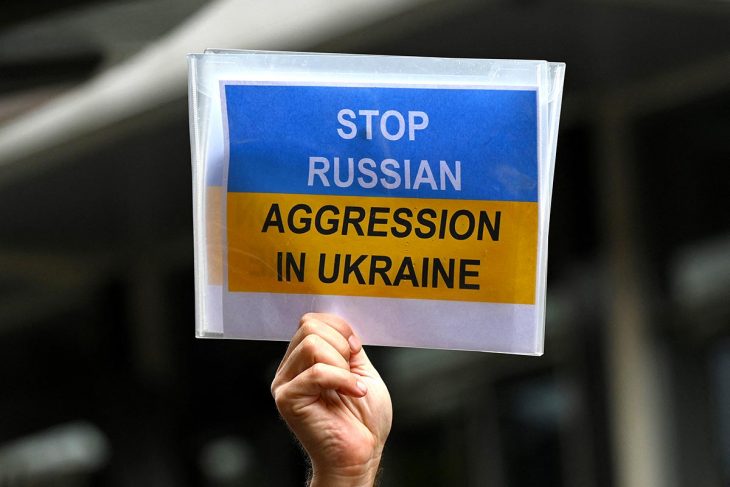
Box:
[356,380,367,394]
[348,334,361,352]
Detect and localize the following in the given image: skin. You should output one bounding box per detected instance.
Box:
[271,313,393,487]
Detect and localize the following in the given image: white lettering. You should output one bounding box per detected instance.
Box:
[357,158,378,188]
[308,157,330,186]
[308,157,460,191]
[338,109,430,141]
[408,111,429,140]
[358,110,379,140]
[440,160,461,191]
[380,110,406,141]
[380,159,401,189]
[333,157,354,187]
[336,109,357,139]
[413,160,437,190]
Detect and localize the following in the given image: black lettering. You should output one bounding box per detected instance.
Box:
[262,203,285,232]
[343,254,367,284]
[289,204,312,234]
[369,255,392,286]
[276,251,283,281]
[432,258,455,288]
[342,206,366,236]
[450,209,475,240]
[393,257,419,287]
[438,209,448,239]
[391,208,413,238]
[478,210,501,241]
[285,252,306,282]
[421,257,430,287]
[415,208,437,238]
[315,205,340,235]
[367,207,389,237]
[318,253,340,283]
[459,259,480,289]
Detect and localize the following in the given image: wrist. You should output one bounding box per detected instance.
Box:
[309,458,382,487]
[309,472,377,487]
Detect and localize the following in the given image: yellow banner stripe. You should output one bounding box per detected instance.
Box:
[227,193,537,304]
[206,186,224,285]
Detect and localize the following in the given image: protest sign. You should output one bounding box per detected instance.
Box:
[189,50,565,354]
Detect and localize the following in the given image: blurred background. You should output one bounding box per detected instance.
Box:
[1,0,729,486]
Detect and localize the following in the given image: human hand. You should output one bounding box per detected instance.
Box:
[271,313,392,487]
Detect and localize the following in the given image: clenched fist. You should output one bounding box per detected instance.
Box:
[271,313,392,487]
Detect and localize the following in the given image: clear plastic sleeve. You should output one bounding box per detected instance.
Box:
[188,50,565,354]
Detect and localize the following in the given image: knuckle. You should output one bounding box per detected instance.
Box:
[309,362,325,381]
[299,313,319,327]
[270,379,279,399]
[272,385,289,411]
[301,333,323,353]
[273,393,285,411]
[298,321,319,337]
[336,336,351,356]
[329,336,350,360]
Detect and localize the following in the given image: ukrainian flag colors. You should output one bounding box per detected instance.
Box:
[224,83,539,305]
[227,193,537,304]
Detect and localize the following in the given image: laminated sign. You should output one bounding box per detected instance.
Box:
[188,50,565,354]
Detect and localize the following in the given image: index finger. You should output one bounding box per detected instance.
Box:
[300,312,354,338]
[302,313,362,355]
[278,313,360,372]
[277,317,349,372]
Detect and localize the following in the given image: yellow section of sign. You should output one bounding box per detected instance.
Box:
[206,186,224,285]
[227,192,537,304]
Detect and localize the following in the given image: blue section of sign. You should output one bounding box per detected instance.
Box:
[225,84,537,202]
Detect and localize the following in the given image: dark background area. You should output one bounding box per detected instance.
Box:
[0,0,728,485]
